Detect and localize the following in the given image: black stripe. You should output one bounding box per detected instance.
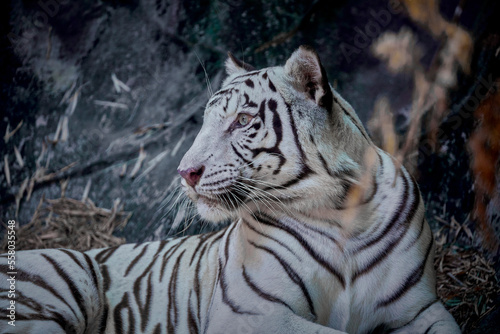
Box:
[59,249,85,271]
[258,99,266,123]
[113,293,135,334]
[231,142,253,165]
[202,176,237,187]
[368,323,391,334]
[209,229,226,248]
[145,273,154,331]
[278,164,313,188]
[354,171,411,253]
[316,152,359,208]
[83,250,107,332]
[41,254,89,331]
[332,95,370,142]
[94,246,119,263]
[377,237,434,308]
[210,87,233,99]
[1,263,76,320]
[389,299,438,331]
[243,219,297,256]
[249,98,286,175]
[243,92,258,108]
[405,216,426,251]
[4,265,78,318]
[1,291,42,315]
[248,240,316,318]
[352,176,421,282]
[242,264,294,312]
[292,216,339,245]
[224,222,239,265]
[98,298,109,333]
[317,152,333,177]
[14,308,71,332]
[231,71,261,80]
[82,252,100,293]
[194,243,208,324]
[188,291,199,333]
[125,244,149,276]
[101,264,111,292]
[167,250,185,333]
[285,102,307,162]
[207,95,222,108]
[189,232,216,266]
[318,61,333,111]
[255,213,345,288]
[219,258,258,315]
[268,79,277,92]
[156,240,170,255]
[265,102,313,189]
[133,249,163,332]
[159,237,189,282]
[424,320,443,334]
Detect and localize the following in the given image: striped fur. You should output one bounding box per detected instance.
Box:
[0,46,460,333]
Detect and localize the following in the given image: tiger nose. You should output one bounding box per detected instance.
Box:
[178,166,205,188]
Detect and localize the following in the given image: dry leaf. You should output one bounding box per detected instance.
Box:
[4,155,11,186]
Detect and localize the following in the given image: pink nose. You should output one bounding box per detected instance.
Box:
[178,166,205,188]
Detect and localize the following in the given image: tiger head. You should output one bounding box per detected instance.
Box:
[178,46,372,223]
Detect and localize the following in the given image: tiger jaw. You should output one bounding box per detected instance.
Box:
[195,195,232,222]
[182,178,249,222]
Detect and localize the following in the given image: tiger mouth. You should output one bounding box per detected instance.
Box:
[198,195,221,207]
[197,185,250,211]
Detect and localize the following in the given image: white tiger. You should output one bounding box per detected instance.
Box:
[0,46,460,334]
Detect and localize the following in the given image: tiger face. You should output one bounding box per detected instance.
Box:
[178,46,367,223]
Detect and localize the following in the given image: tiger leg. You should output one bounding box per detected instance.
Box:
[391,301,461,334]
[205,307,347,334]
[268,311,348,334]
[0,249,106,334]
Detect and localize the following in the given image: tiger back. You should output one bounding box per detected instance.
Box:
[0,46,460,334]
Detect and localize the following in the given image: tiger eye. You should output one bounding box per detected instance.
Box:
[238,114,250,126]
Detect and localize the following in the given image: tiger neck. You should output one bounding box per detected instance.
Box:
[239,146,384,242]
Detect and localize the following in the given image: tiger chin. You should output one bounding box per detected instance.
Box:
[0,46,461,334]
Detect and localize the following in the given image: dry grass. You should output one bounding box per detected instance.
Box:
[434,218,500,332]
[1,196,130,252]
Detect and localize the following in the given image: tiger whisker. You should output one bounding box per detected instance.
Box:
[232,183,262,214]
[176,203,198,236]
[230,184,259,216]
[236,178,294,216]
[238,176,289,199]
[234,182,278,216]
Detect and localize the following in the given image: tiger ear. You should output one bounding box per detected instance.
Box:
[225,52,255,75]
[284,45,333,111]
